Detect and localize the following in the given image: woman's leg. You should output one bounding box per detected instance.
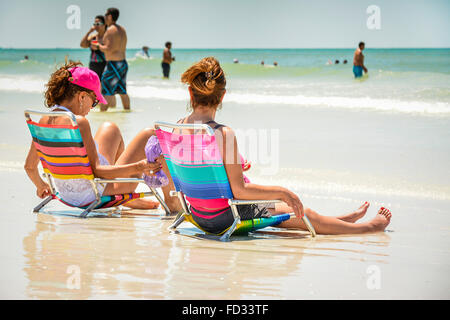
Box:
[102,127,182,212]
[94,123,157,209]
[270,203,392,235]
[94,122,124,165]
[336,202,370,223]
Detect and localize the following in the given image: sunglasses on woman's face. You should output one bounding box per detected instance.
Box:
[93,22,104,26]
[87,93,99,108]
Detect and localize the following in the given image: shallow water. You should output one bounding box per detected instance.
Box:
[0,48,449,299]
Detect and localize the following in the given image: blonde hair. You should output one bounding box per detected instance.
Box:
[181,57,226,109]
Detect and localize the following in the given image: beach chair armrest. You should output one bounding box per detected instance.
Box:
[94,178,146,184]
[228,199,282,206]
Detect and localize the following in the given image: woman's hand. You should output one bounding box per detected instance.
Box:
[281,190,304,218]
[36,182,52,199]
[90,42,99,51]
[136,159,162,176]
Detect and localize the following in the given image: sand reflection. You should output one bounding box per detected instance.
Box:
[22,212,390,299]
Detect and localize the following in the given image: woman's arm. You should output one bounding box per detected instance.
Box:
[24,141,52,198]
[219,127,304,218]
[77,117,160,179]
[80,27,96,48]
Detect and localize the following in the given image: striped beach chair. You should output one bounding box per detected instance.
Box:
[25,109,170,218]
[154,121,316,241]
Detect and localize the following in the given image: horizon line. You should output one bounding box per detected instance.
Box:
[1,47,450,50]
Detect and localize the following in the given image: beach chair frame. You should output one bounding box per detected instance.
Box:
[154,121,316,241]
[25,109,170,218]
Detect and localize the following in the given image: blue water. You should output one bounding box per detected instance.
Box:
[0,48,449,115]
[1,48,449,73]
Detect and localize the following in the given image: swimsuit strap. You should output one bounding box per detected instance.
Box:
[50,105,72,113]
[205,120,225,130]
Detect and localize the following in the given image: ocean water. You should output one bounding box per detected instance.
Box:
[1,48,450,114]
[0,48,449,299]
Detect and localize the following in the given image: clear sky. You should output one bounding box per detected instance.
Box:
[0,0,449,48]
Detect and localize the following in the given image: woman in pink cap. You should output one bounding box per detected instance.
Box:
[24,61,181,212]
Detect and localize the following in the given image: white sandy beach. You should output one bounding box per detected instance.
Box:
[0,87,449,299]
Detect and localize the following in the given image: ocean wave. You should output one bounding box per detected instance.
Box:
[2,75,449,115]
[127,83,450,115]
[0,75,45,92]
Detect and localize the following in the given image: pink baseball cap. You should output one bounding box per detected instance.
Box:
[68,67,107,104]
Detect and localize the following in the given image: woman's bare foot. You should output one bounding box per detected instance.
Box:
[338,202,370,223]
[367,207,392,232]
[125,198,160,210]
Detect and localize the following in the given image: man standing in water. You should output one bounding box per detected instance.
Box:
[353,41,368,78]
[92,8,130,111]
[162,42,175,79]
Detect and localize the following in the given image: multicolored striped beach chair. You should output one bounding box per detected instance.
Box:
[154,121,316,241]
[25,109,170,218]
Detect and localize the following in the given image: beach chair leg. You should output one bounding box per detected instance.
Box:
[219,217,239,242]
[33,196,53,213]
[168,214,185,230]
[220,204,241,241]
[80,200,101,218]
[302,214,316,237]
[150,187,170,215]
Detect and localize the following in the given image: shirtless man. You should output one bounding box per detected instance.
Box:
[162,42,175,79]
[353,41,368,78]
[92,8,130,111]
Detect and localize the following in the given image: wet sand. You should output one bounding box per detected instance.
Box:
[0,93,449,299]
[0,167,448,299]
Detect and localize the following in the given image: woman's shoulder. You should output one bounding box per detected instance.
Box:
[38,109,80,127]
[214,124,235,142]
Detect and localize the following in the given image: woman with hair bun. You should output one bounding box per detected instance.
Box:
[175,57,392,235]
[24,61,181,212]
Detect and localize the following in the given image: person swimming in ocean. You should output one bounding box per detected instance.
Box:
[141,46,150,58]
[353,42,368,78]
[80,15,107,81]
[92,8,130,111]
[172,57,392,235]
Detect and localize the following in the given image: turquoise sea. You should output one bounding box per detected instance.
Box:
[1,48,450,114]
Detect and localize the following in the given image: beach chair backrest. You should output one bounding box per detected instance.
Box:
[154,121,233,200]
[25,110,94,181]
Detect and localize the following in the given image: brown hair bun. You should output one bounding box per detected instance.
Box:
[181,57,226,109]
